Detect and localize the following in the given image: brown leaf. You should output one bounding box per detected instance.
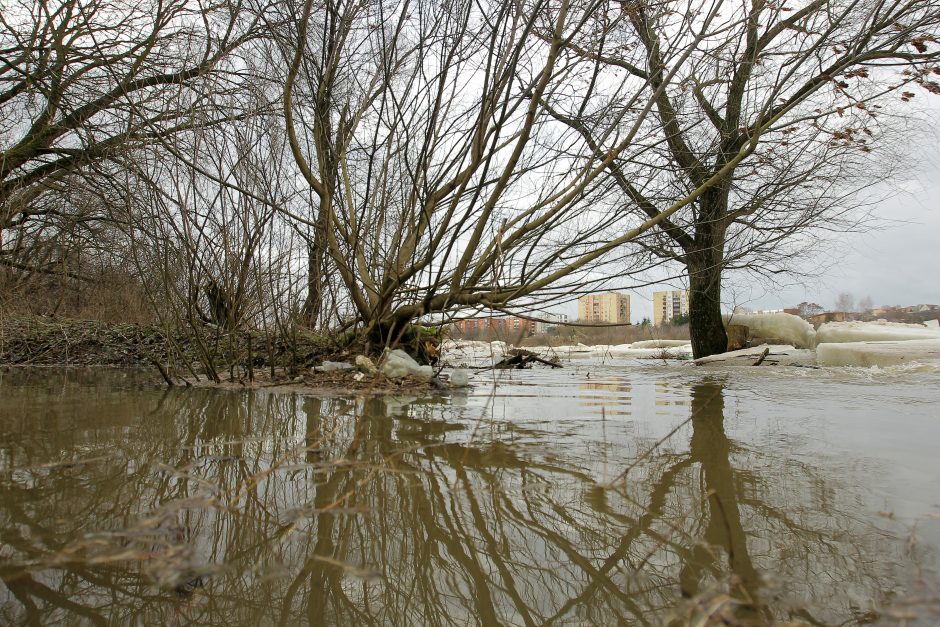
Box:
[919,80,940,94]
[844,68,870,79]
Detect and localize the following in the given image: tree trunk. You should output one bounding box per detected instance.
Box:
[301,205,330,327]
[301,241,323,326]
[687,249,727,359]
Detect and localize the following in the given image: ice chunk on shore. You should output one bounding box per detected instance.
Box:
[381,349,433,380]
[546,344,595,356]
[816,339,940,367]
[817,320,940,344]
[314,360,354,372]
[723,313,816,349]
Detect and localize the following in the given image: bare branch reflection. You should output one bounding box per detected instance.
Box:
[0,369,932,624]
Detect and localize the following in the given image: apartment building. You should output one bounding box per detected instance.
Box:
[534,312,569,334]
[451,316,536,338]
[578,292,630,324]
[652,289,689,326]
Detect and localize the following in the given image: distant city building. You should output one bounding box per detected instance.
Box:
[652,290,689,326]
[534,312,569,334]
[805,311,846,327]
[578,292,630,324]
[735,306,800,317]
[451,316,536,338]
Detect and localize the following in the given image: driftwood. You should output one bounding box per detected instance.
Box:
[494,349,562,369]
[752,347,770,366]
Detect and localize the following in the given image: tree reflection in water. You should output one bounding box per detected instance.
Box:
[0,369,931,624]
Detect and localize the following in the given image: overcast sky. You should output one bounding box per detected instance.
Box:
[736,139,940,312]
[558,132,940,324]
[750,171,940,312]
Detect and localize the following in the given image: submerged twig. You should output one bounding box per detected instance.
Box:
[148,356,175,387]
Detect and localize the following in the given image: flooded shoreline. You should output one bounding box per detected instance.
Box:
[0,364,938,624]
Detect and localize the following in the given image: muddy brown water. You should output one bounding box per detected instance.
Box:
[0,361,938,625]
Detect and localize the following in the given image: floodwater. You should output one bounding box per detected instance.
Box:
[0,361,938,625]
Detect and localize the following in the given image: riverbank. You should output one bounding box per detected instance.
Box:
[0,315,336,367]
[0,315,452,394]
[0,315,172,366]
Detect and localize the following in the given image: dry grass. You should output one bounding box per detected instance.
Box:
[0,269,154,325]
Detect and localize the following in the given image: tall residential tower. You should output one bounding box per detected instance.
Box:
[578,292,631,324]
[652,290,689,326]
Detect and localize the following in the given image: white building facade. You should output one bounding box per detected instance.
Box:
[652,290,689,326]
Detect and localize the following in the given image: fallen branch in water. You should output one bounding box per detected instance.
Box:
[752,348,770,366]
[148,356,175,387]
[494,349,562,370]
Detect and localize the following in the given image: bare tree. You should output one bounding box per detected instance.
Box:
[108,80,315,379]
[273,0,743,349]
[0,0,258,283]
[797,301,825,317]
[834,292,856,313]
[5,0,938,367]
[549,0,940,357]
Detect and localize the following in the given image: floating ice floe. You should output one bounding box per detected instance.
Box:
[629,339,692,349]
[537,343,695,359]
[816,339,940,367]
[445,342,695,361]
[724,313,816,349]
[532,343,594,357]
[619,345,693,359]
[565,343,690,359]
[694,344,813,366]
[449,368,470,386]
[816,320,940,344]
[441,340,516,369]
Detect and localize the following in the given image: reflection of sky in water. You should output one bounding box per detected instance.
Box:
[429,361,940,552]
[0,365,938,624]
